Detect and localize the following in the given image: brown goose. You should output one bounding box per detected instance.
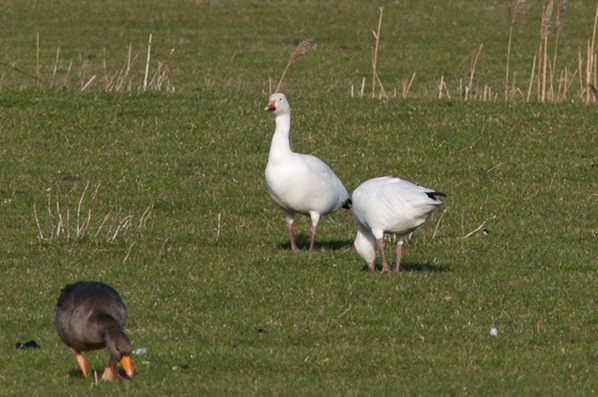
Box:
[53,281,135,380]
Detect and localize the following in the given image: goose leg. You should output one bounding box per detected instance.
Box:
[286,223,299,252]
[74,351,89,377]
[376,238,391,273]
[284,214,299,252]
[309,226,317,251]
[101,358,118,381]
[395,243,403,272]
[308,212,321,252]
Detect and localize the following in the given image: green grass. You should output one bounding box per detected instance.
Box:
[1,1,597,396]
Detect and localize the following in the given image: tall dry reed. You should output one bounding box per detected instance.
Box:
[466,44,483,101]
[505,0,528,101]
[550,0,568,98]
[371,7,384,98]
[539,0,554,102]
[586,3,598,102]
[274,38,314,93]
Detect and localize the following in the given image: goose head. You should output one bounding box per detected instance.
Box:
[104,320,135,377]
[264,93,290,116]
[354,224,377,270]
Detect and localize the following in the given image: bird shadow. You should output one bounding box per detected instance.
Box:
[276,235,354,252]
[68,369,90,379]
[68,367,132,380]
[361,262,450,273]
[68,369,84,378]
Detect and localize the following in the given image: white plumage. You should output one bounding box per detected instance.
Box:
[352,176,444,272]
[264,93,351,252]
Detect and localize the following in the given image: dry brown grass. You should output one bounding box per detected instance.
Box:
[357,2,597,103]
[0,34,175,92]
[526,0,596,103]
[34,182,153,245]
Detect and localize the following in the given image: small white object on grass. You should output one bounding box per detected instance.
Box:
[489,327,499,336]
[132,347,148,355]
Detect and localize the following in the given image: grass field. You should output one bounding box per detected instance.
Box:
[1,1,597,396]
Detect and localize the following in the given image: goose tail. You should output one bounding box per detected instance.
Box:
[342,197,352,209]
[426,191,446,201]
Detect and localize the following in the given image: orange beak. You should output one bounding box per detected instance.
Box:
[264,100,276,112]
[120,354,135,377]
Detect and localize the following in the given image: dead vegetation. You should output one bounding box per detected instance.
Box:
[34,181,153,245]
[1,34,175,92]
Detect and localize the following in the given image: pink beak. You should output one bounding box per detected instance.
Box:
[264,100,276,112]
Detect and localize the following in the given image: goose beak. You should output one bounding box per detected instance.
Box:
[120,354,135,377]
[264,100,276,112]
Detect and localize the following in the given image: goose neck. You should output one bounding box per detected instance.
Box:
[274,113,291,137]
[269,113,293,158]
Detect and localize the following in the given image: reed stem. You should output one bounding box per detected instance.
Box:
[372,7,384,98]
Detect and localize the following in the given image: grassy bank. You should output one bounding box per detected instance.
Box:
[1,0,596,395]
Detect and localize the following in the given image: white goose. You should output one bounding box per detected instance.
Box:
[264,93,351,252]
[352,176,445,272]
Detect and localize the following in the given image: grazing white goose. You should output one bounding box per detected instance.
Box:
[352,176,445,273]
[264,93,351,252]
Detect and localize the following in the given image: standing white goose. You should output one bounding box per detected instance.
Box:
[264,93,351,252]
[352,176,445,273]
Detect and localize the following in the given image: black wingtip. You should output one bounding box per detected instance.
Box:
[427,191,446,200]
[342,197,352,209]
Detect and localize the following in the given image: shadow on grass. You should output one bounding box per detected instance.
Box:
[67,367,132,380]
[68,369,86,378]
[361,262,450,273]
[276,235,353,252]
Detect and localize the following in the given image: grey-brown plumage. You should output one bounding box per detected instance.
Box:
[53,281,135,380]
